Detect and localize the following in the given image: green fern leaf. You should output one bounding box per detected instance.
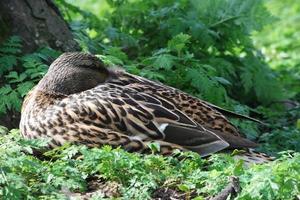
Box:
[0,36,22,54]
[153,54,175,70]
[168,33,191,54]
[241,68,253,94]
[6,90,22,111]
[17,82,35,97]
[0,85,13,95]
[254,68,283,103]
[0,56,17,76]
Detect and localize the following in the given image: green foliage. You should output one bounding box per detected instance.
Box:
[238,152,300,200]
[254,0,300,100]
[256,105,300,156]
[0,37,60,116]
[57,0,284,107]
[1,0,300,199]
[0,36,21,76]
[0,129,299,199]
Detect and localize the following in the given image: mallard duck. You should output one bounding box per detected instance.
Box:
[20,52,263,158]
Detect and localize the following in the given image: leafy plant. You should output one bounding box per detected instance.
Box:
[254,0,300,100]
[0,37,60,116]
[1,0,300,199]
[57,0,285,107]
[0,129,299,199]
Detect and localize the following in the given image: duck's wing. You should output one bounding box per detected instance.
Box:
[146,88,258,148]
[110,72,241,135]
[86,84,230,156]
[108,71,257,149]
[126,86,257,148]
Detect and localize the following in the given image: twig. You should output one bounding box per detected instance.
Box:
[210,16,241,28]
[209,176,241,200]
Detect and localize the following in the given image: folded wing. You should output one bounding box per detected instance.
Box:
[89,84,230,156]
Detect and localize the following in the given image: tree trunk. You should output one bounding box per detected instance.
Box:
[0,0,80,53]
[0,0,80,129]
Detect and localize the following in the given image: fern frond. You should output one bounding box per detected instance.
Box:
[0,36,22,54]
[0,55,17,76]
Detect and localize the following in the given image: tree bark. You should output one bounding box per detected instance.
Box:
[0,0,80,128]
[0,0,80,53]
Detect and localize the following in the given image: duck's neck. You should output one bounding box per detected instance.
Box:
[37,66,109,96]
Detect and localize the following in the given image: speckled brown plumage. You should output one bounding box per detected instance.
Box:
[20,52,264,159]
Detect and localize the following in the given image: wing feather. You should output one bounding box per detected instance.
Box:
[72,75,257,156]
[107,72,259,150]
[92,85,230,156]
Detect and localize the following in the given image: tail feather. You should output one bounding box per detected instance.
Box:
[205,102,267,125]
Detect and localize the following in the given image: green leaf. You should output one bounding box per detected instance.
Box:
[153,54,175,70]
[192,196,204,200]
[103,46,128,62]
[147,142,160,153]
[168,33,191,54]
[6,90,22,111]
[297,119,300,130]
[233,160,244,176]
[5,71,18,79]
[178,184,190,192]
[0,55,17,76]
[0,36,22,54]
[213,76,232,86]
[0,125,9,135]
[241,68,253,94]
[97,54,124,65]
[17,82,35,97]
[0,85,13,95]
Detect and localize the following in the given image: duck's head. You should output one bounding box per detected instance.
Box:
[37,52,109,95]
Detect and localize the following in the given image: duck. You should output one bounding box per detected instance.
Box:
[20,52,264,158]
